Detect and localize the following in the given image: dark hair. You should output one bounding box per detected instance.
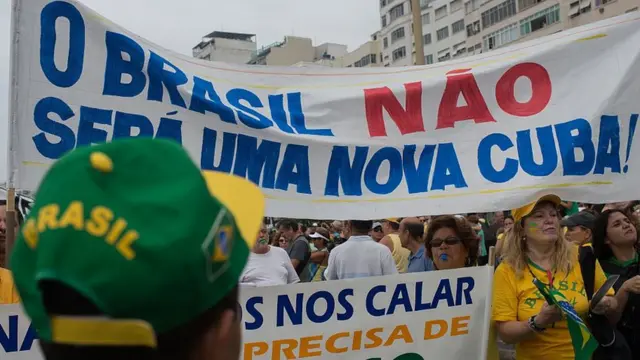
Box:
[39,281,239,360]
[425,215,478,266]
[504,215,514,223]
[466,215,480,224]
[299,224,307,234]
[277,219,298,232]
[405,222,424,240]
[593,209,638,262]
[387,221,400,231]
[350,220,373,234]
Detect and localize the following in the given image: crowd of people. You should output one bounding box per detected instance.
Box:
[237,199,640,360]
[0,139,640,360]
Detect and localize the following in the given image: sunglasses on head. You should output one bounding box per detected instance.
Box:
[430,237,461,248]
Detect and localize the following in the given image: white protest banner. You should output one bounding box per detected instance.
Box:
[9,0,640,219]
[240,267,493,360]
[0,304,42,359]
[1,267,493,360]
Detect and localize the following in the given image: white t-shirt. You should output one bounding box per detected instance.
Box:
[325,235,398,280]
[241,246,300,287]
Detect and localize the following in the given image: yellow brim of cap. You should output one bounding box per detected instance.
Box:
[512,194,562,222]
[202,171,265,250]
[385,218,400,224]
[51,316,157,348]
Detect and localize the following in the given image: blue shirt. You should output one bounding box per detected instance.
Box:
[407,246,434,273]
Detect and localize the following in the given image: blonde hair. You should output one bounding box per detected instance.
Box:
[501,216,575,277]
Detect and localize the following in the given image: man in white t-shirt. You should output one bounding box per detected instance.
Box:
[241,223,300,287]
[325,220,397,280]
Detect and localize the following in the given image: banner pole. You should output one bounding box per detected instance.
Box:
[482,246,497,360]
[4,188,16,269]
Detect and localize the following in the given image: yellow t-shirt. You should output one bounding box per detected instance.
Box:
[492,250,613,360]
[388,233,409,274]
[0,267,20,305]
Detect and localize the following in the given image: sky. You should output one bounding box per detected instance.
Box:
[0,0,380,185]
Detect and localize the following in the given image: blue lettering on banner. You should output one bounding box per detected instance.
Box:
[40,1,85,88]
[243,277,476,330]
[0,315,39,353]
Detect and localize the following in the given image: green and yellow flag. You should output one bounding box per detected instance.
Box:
[534,280,598,360]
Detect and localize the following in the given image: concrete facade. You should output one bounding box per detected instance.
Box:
[248,36,348,66]
[192,31,256,64]
[463,0,638,55]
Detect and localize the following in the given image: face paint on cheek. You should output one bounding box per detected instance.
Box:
[528,221,540,232]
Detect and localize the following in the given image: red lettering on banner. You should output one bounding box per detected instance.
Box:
[436,68,496,129]
[364,82,425,137]
[495,62,551,116]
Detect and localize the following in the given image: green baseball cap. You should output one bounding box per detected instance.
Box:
[11,138,264,347]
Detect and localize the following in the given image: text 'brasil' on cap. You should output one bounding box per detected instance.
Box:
[11,138,264,347]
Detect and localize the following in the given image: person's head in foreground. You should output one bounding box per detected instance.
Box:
[425,215,478,270]
[11,138,264,360]
[561,211,597,245]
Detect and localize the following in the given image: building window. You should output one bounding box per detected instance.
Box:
[371,54,377,64]
[466,20,481,37]
[518,0,544,11]
[452,19,465,34]
[423,33,432,45]
[425,54,434,64]
[381,0,386,7]
[436,26,450,41]
[438,48,451,62]
[384,37,389,48]
[389,3,405,22]
[465,0,480,14]
[450,0,463,12]
[391,26,406,43]
[382,15,387,27]
[483,22,519,51]
[422,13,430,25]
[481,0,516,29]
[435,5,448,20]
[392,46,407,61]
[520,4,560,36]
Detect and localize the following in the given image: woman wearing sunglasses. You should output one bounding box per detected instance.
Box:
[424,215,479,270]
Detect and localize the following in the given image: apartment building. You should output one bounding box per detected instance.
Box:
[192,31,257,64]
[343,34,382,68]
[423,0,469,64]
[247,36,347,66]
[379,0,469,66]
[463,0,638,55]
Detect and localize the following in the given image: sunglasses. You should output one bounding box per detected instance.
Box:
[373,227,382,232]
[430,237,461,248]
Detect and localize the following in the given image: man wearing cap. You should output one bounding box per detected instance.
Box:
[370,222,384,242]
[380,218,410,273]
[561,211,597,245]
[11,138,265,360]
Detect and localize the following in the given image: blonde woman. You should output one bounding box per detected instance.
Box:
[492,194,617,360]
